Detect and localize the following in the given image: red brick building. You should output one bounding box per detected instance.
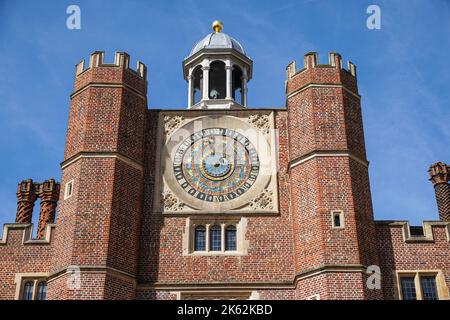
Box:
[1,21,449,300]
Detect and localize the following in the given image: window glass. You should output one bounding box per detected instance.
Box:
[421,276,438,300]
[225,226,237,251]
[36,281,47,300]
[400,277,417,300]
[22,281,34,300]
[194,226,206,251]
[210,225,222,251]
[333,213,341,227]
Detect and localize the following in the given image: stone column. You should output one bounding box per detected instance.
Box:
[242,69,248,107]
[429,162,450,221]
[202,66,210,101]
[225,65,233,100]
[187,74,193,108]
[36,179,60,239]
[15,179,37,224]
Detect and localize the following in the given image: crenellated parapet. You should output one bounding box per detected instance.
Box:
[376,220,450,243]
[0,223,56,245]
[286,52,358,97]
[73,51,147,96]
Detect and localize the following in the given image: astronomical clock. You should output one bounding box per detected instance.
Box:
[154,111,278,215]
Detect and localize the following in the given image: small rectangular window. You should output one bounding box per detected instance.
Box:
[64,180,73,199]
[420,276,438,300]
[331,210,344,228]
[400,277,417,300]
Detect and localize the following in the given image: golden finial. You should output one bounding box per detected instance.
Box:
[212,20,223,33]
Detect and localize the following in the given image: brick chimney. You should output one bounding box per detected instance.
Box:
[15,179,38,224]
[429,162,450,221]
[36,179,60,239]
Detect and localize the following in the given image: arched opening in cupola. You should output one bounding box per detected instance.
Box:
[192,65,203,105]
[209,61,226,99]
[232,65,243,104]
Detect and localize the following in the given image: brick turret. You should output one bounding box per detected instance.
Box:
[429,162,450,221]
[286,52,381,299]
[47,51,148,299]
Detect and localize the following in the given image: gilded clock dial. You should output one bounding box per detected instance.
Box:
[173,128,260,202]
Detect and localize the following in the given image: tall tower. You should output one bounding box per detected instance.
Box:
[47,52,147,299]
[286,52,381,299]
[183,21,252,109]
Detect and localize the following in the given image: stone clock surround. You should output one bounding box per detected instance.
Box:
[152,109,279,215]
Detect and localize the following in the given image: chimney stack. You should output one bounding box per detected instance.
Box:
[36,179,60,239]
[15,179,38,224]
[429,162,450,221]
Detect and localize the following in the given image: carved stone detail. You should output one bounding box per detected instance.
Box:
[164,115,185,137]
[247,114,270,135]
[249,189,273,210]
[161,190,185,212]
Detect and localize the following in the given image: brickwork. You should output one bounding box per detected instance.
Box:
[376,222,450,299]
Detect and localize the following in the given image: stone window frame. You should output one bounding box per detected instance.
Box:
[183,216,248,256]
[306,294,321,300]
[331,210,345,229]
[64,179,74,200]
[395,270,450,300]
[14,272,48,300]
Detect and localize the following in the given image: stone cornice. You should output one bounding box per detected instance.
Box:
[288,150,369,171]
[61,151,143,172]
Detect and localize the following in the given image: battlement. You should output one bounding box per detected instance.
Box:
[0,223,55,245]
[375,220,450,243]
[285,52,359,96]
[286,52,356,79]
[75,51,147,79]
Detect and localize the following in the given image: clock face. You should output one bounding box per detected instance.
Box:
[172,128,260,203]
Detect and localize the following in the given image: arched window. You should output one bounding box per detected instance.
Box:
[36,281,47,300]
[232,65,243,104]
[192,65,203,104]
[225,225,237,251]
[210,225,222,251]
[22,281,34,300]
[194,226,206,251]
[209,61,226,99]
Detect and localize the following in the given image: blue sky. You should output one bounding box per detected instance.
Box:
[0,0,449,227]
